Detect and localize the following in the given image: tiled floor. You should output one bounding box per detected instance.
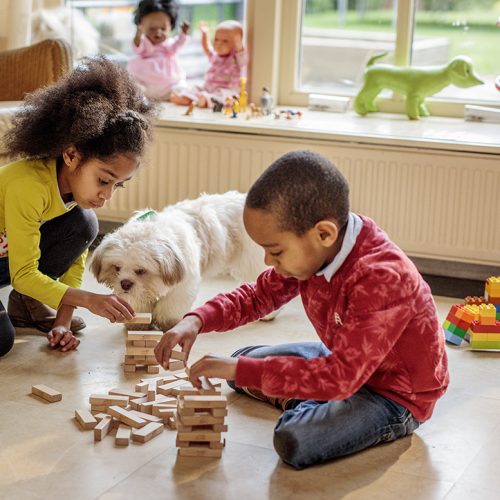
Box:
[0,271,498,500]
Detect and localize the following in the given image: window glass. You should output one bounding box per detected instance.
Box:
[300,0,397,95]
[412,1,500,103]
[62,0,245,82]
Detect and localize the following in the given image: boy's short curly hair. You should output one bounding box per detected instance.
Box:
[246,150,350,235]
[133,0,178,29]
[5,57,156,162]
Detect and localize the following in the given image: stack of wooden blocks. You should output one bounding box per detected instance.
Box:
[176,379,228,458]
[123,313,186,374]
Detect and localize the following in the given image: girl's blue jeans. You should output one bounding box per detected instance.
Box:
[228,342,420,470]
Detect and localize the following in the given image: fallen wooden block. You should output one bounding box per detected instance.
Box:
[75,409,97,430]
[115,425,132,447]
[107,405,147,428]
[108,388,146,399]
[129,410,163,423]
[89,394,129,406]
[94,416,113,441]
[132,422,164,443]
[31,384,62,403]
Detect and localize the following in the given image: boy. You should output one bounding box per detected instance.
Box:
[155,150,449,469]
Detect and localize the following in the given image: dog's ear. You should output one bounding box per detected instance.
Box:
[90,237,118,283]
[154,241,186,286]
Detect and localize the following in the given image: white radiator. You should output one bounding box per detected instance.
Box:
[96,128,500,266]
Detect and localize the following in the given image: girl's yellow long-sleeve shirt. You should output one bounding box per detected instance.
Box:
[0,158,87,309]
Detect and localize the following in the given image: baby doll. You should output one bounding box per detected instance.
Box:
[127,0,190,100]
[171,20,248,108]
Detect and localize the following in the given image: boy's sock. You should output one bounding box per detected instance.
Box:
[239,386,292,411]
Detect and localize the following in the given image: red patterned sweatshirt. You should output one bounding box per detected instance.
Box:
[190,216,449,422]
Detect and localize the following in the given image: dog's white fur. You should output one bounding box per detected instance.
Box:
[91,191,269,330]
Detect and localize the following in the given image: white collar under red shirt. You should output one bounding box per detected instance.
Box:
[315,212,363,283]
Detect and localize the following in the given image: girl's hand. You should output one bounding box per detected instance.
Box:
[181,21,190,34]
[86,293,135,323]
[47,326,80,352]
[188,354,238,388]
[154,315,202,369]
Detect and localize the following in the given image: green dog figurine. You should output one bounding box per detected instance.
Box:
[354,53,483,120]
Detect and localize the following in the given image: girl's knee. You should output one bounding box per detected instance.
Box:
[0,313,15,357]
[71,207,99,243]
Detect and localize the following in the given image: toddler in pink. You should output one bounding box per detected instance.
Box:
[171,20,248,108]
[127,0,190,100]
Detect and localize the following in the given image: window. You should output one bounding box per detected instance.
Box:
[276,0,500,113]
[62,0,245,81]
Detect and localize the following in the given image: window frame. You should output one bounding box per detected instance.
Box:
[248,0,488,118]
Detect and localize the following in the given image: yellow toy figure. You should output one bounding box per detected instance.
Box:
[239,77,248,113]
[231,95,240,118]
[224,96,233,116]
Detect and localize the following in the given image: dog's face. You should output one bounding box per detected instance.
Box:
[90,221,185,312]
[448,56,483,88]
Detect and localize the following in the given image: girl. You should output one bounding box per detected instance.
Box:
[0,57,156,357]
[127,0,190,100]
[171,20,247,108]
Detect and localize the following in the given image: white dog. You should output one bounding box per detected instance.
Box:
[90,191,270,330]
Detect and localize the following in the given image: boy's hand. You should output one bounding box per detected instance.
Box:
[47,326,80,352]
[154,315,202,369]
[188,354,237,388]
[86,293,135,323]
[181,21,190,34]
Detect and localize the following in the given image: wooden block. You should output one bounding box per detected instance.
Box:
[145,340,158,348]
[107,405,147,428]
[131,422,164,443]
[157,379,185,396]
[178,445,222,458]
[31,384,62,403]
[128,331,163,341]
[108,388,146,399]
[166,416,177,430]
[126,346,156,357]
[140,375,177,387]
[129,410,163,423]
[75,409,97,430]
[170,349,187,361]
[135,382,149,392]
[147,387,156,402]
[211,408,229,417]
[176,438,225,449]
[177,431,221,442]
[90,404,108,412]
[168,360,185,371]
[94,416,112,441]
[132,340,146,347]
[147,365,160,374]
[171,370,190,380]
[182,396,227,409]
[129,396,148,411]
[94,413,110,421]
[115,425,131,446]
[125,355,146,362]
[177,412,226,426]
[123,313,152,324]
[89,394,129,406]
[124,364,137,373]
[177,385,221,396]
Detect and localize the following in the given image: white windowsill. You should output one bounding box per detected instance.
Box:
[155,103,500,155]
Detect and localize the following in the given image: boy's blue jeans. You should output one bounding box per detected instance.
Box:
[228,342,420,470]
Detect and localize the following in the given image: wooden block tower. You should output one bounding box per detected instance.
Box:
[176,380,228,458]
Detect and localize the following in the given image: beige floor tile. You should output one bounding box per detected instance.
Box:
[0,273,498,500]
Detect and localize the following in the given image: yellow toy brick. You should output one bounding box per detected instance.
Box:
[479,304,496,325]
[485,276,500,300]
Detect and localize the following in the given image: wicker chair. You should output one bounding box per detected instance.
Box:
[0,38,72,101]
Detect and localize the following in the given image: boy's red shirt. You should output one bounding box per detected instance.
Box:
[190,216,449,421]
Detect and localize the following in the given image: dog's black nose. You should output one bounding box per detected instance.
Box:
[121,279,134,291]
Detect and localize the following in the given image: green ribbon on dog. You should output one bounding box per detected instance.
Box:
[135,210,157,221]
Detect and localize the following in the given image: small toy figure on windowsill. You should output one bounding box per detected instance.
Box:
[260,87,273,116]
